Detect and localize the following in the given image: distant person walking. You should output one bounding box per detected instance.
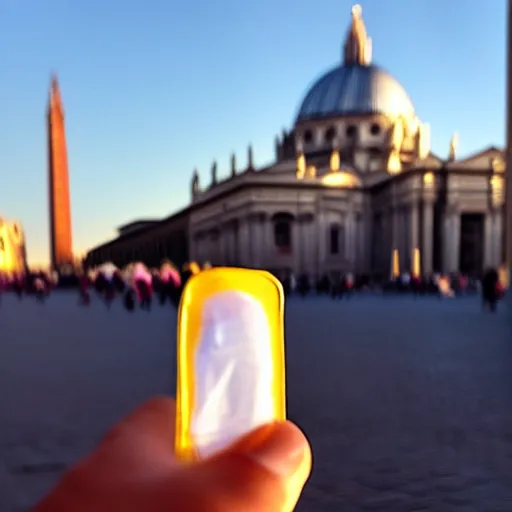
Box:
[34,277,46,303]
[482,268,499,312]
[79,274,90,305]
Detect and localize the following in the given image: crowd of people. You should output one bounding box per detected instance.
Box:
[0,262,507,312]
[82,261,184,311]
[280,268,506,311]
[0,261,184,310]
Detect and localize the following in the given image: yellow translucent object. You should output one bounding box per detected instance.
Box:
[175,267,286,461]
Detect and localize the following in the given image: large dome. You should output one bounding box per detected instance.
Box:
[296,5,415,123]
[296,64,414,122]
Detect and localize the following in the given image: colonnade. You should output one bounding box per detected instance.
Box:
[191,210,362,277]
[382,201,503,277]
[86,231,188,269]
[86,200,504,279]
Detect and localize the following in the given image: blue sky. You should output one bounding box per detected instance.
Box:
[0,0,507,266]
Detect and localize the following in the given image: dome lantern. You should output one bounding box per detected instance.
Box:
[343,4,372,66]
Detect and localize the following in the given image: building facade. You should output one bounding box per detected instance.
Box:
[48,76,74,272]
[86,5,505,279]
[0,218,27,273]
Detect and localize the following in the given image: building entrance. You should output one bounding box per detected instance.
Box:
[459,213,484,277]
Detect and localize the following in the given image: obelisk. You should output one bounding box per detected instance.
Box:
[47,76,73,271]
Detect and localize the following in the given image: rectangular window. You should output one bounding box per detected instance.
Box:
[329,226,339,254]
[274,221,292,253]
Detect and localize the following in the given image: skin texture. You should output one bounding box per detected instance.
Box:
[34,397,312,512]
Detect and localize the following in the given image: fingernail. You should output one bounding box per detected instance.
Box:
[245,422,307,477]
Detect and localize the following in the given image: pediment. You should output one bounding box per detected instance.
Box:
[413,151,443,169]
[445,146,504,171]
[248,165,300,184]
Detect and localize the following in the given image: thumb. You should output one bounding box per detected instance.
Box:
[168,421,312,512]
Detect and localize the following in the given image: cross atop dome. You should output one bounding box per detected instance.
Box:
[352,4,362,18]
[343,4,372,66]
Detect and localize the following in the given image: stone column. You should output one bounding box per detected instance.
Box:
[233,220,240,266]
[343,214,349,266]
[303,215,315,276]
[422,201,434,276]
[263,215,273,270]
[220,222,231,265]
[410,203,419,272]
[442,213,450,274]
[493,210,503,268]
[292,219,300,274]
[200,231,207,263]
[389,206,399,276]
[442,208,460,274]
[484,213,494,269]
[200,234,207,264]
[249,213,268,269]
[390,206,398,251]
[238,217,250,267]
[359,197,372,275]
[354,213,361,273]
[248,214,258,268]
[296,214,310,274]
[399,207,407,270]
[224,225,231,265]
[345,210,356,270]
[228,222,235,265]
[296,216,305,274]
[193,234,201,263]
[211,229,221,265]
[485,209,503,269]
[317,210,327,278]
[200,232,206,263]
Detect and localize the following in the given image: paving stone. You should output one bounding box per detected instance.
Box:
[434,474,471,493]
[402,481,431,498]
[361,493,409,509]
[0,464,31,512]
[2,293,512,511]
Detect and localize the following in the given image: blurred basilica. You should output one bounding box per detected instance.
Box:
[86,5,505,279]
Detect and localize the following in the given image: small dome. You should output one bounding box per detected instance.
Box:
[296,64,414,122]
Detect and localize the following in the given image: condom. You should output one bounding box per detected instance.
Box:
[175,267,286,461]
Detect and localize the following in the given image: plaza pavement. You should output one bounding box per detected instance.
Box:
[0,291,511,511]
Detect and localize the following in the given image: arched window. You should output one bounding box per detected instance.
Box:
[272,213,294,253]
[346,125,357,138]
[325,126,336,143]
[304,130,313,143]
[370,123,381,135]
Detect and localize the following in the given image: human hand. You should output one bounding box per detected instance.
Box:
[34,397,312,512]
